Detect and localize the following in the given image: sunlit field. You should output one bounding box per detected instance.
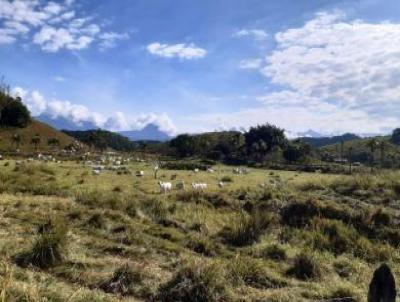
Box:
[0,158,399,301]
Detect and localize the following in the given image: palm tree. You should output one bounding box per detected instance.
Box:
[31,134,41,152]
[366,138,378,171]
[348,146,353,174]
[379,141,388,168]
[11,133,21,150]
[340,140,344,160]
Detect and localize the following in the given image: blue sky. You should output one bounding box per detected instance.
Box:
[1,0,400,136]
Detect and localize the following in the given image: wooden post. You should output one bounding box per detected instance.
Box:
[368,263,396,302]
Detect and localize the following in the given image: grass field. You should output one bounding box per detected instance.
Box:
[0,158,399,301]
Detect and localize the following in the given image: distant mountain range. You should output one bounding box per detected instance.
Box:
[119,124,171,142]
[37,114,172,142]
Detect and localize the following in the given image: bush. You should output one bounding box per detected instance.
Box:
[155,260,229,302]
[221,210,273,246]
[85,213,106,229]
[15,217,68,269]
[286,251,321,280]
[186,236,218,257]
[281,200,319,228]
[142,198,169,224]
[261,244,287,261]
[220,176,233,182]
[228,256,286,289]
[100,264,144,296]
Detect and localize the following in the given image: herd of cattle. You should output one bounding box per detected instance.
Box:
[1,152,254,194]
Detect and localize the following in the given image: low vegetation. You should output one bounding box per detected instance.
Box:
[0,158,399,301]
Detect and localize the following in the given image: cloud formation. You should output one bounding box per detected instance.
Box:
[209,11,400,136]
[147,42,207,60]
[0,0,128,52]
[233,29,268,41]
[239,58,262,69]
[12,87,177,135]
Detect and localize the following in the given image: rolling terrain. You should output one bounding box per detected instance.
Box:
[0,158,398,301]
[0,120,77,153]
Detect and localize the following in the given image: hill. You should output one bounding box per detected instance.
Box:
[299,133,360,148]
[63,129,137,152]
[0,120,77,153]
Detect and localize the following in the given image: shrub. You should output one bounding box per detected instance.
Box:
[369,208,391,227]
[142,198,169,224]
[286,251,321,280]
[312,219,357,255]
[100,264,144,296]
[221,210,273,246]
[228,256,286,289]
[333,258,357,279]
[281,201,319,228]
[15,217,68,269]
[220,176,233,182]
[155,260,229,302]
[186,236,218,257]
[85,213,107,229]
[261,244,287,261]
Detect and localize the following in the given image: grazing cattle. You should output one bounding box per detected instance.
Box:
[136,171,144,177]
[218,181,224,188]
[176,181,185,190]
[194,168,199,173]
[159,181,172,193]
[192,182,207,190]
[207,168,214,173]
[92,169,101,175]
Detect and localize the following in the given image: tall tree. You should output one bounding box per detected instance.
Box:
[366,139,378,171]
[11,133,21,150]
[379,141,388,168]
[31,134,41,152]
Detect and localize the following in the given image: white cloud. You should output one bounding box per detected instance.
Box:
[186,11,400,135]
[239,58,263,69]
[257,11,400,132]
[0,0,128,51]
[99,32,129,50]
[12,87,177,135]
[234,29,268,40]
[147,42,207,60]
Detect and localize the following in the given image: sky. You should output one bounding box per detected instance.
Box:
[1,0,400,136]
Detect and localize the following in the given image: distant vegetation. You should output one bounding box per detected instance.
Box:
[63,129,138,152]
[299,133,360,148]
[168,124,313,165]
[0,82,31,128]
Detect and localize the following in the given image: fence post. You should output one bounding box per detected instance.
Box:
[368,263,396,302]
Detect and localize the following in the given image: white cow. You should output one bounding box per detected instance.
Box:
[159,181,172,193]
[218,181,224,188]
[192,182,207,190]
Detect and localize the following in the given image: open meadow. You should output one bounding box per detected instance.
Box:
[0,158,399,301]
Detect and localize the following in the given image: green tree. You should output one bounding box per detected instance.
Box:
[47,137,60,149]
[366,138,378,171]
[379,141,388,168]
[391,128,400,145]
[283,141,312,163]
[11,133,21,150]
[244,124,287,162]
[170,134,196,157]
[0,96,31,128]
[31,134,41,152]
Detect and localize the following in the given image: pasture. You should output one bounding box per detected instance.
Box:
[0,158,399,301]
